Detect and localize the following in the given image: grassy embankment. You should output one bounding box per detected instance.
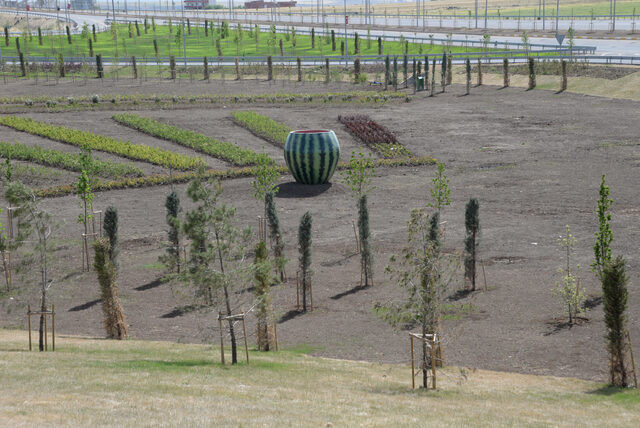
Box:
[0,329,638,426]
[451,66,640,100]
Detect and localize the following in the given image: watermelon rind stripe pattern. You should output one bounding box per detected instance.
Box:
[284,130,340,185]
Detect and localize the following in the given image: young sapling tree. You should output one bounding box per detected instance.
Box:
[464,198,480,291]
[378,208,458,388]
[76,146,95,271]
[602,256,631,387]
[265,192,287,282]
[298,211,313,312]
[94,207,128,340]
[340,150,376,287]
[254,240,275,350]
[182,172,253,364]
[592,174,613,281]
[428,162,451,213]
[252,153,287,280]
[160,191,182,273]
[6,182,58,351]
[553,225,586,325]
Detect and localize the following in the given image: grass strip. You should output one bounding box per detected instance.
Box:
[231,111,292,148]
[112,113,264,166]
[0,141,143,178]
[35,156,436,198]
[0,116,204,170]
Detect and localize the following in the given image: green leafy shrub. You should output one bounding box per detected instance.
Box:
[0,141,142,178]
[0,116,203,170]
[231,111,291,148]
[112,113,264,166]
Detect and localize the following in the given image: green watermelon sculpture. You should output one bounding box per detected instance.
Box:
[284,130,340,185]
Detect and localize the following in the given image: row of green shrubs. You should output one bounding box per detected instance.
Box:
[231,111,292,148]
[0,141,143,178]
[113,113,265,166]
[0,116,204,170]
[35,156,436,198]
[0,91,409,112]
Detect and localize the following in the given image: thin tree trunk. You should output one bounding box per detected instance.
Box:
[422,312,428,388]
[1,249,9,290]
[83,199,89,269]
[39,233,48,351]
[302,270,307,312]
[471,230,476,291]
[216,230,237,364]
[39,290,46,351]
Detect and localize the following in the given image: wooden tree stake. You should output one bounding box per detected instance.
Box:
[273,321,279,351]
[27,304,55,351]
[242,316,249,364]
[352,220,360,254]
[482,260,488,291]
[410,335,415,389]
[27,304,32,351]
[628,331,638,388]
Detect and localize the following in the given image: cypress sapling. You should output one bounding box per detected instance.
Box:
[298,211,313,312]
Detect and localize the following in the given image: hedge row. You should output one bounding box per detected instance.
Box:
[0,91,408,109]
[231,111,292,148]
[35,156,436,198]
[0,116,204,170]
[113,113,264,166]
[0,141,143,178]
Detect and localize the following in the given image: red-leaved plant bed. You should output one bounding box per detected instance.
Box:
[338,115,412,158]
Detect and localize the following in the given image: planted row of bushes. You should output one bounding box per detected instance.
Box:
[113,113,264,166]
[0,141,143,178]
[231,111,292,148]
[338,115,412,159]
[35,156,436,198]
[0,91,408,113]
[0,116,204,170]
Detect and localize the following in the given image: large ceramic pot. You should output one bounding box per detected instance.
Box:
[284,130,340,185]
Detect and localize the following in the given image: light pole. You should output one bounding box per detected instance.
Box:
[555,0,560,35]
[181,0,187,66]
[475,0,478,28]
[344,0,348,58]
[484,0,488,30]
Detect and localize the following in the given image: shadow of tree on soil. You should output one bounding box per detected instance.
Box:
[330,284,370,300]
[68,298,101,312]
[134,277,166,291]
[544,317,589,336]
[448,288,474,302]
[278,309,307,323]
[160,304,206,319]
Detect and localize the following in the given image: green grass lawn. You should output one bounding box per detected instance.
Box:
[6,24,492,59]
[0,329,638,426]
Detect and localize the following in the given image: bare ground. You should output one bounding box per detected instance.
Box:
[0,81,639,383]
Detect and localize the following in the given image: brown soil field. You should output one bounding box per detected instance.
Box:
[0,79,638,383]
